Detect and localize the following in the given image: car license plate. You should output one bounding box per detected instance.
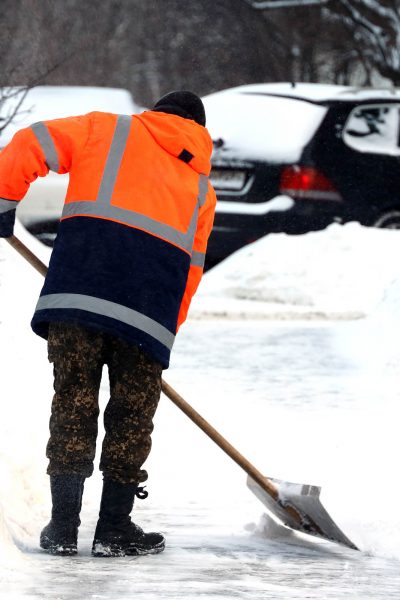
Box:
[210,169,247,191]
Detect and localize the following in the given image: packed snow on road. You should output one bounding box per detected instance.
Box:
[1,221,400,599]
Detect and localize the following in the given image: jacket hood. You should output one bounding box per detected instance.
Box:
[135,111,213,176]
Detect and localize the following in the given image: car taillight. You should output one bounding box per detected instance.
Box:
[279,166,343,202]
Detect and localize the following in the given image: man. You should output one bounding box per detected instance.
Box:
[0,91,216,557]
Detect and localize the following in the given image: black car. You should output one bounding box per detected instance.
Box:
[203,83,400,267]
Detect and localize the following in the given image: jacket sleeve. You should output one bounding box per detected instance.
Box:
[177,180,217,329]
[0,114,91,237]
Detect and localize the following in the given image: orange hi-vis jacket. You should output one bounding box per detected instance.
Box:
[0,110,217,367]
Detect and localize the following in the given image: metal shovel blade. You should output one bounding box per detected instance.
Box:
[247,475,358,550]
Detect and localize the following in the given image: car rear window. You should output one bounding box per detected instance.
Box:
[203,91,327,164]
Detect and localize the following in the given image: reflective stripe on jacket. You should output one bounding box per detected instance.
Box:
[0,110,217,367]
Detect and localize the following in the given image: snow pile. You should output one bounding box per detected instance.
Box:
[193,222,400,320]
[344,276,400,376]
[0,223,50,552]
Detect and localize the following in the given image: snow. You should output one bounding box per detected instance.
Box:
[219,81,400,103]
[191,221,400,319]
[203,87,328,163]
[214,194,294,215]
[1,220,400,598]
[343,102,400,156]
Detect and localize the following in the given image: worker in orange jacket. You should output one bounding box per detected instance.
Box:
[0,91,217,557]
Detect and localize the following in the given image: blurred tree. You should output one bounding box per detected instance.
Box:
[41,0,276,105]
[243,0,328,6]
[243,0,400,85]
[1,0,398,114]
[326,0,400,85]
[264,6,359,84]
[1,0,339,107]
[0,0,83,136]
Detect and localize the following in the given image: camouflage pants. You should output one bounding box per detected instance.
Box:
[46,322,162,484]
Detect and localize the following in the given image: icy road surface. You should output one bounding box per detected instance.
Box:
[1,318,400,599]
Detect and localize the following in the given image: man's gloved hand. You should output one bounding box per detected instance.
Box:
[0,211,16,238]
[0,201,17,238]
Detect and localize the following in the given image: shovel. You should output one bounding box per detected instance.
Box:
[5,233,359,551]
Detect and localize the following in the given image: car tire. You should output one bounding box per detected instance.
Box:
[373,210,400,229]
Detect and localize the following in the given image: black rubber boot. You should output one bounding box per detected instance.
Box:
[91,479,165,557]
[40,474,85,556]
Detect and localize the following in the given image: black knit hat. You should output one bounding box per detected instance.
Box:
[152,91,206,127]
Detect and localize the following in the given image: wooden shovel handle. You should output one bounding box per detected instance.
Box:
[6,234,280,502]
[6,235,48,276]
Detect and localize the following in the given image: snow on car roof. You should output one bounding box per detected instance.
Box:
[220,82,400,103]
[203,86,328,163]
[0,85,138,145]
[203,82,400,164]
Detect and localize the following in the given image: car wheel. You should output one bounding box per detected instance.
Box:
[373,210,400,229]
